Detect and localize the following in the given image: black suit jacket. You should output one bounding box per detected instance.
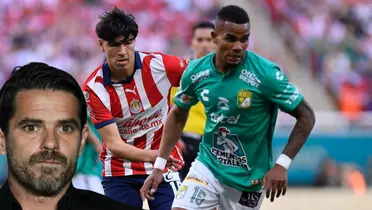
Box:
[0,181,142,210]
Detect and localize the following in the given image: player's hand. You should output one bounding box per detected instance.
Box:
[166,155,182,172]
[140,168,163,201]
[148,150,182,172]
[262,164,288,202]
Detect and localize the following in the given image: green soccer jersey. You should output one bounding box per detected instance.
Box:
[76,114,102,177]
[174,51,303,192]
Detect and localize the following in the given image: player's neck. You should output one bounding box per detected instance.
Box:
[8,175,69,210]
[195,53,203,59]
[108,62,134,82]
[213,54,229,74]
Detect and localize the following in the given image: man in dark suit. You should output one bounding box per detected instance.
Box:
[0,62,140,210]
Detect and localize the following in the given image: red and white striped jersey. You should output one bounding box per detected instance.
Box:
[83,51,187,177]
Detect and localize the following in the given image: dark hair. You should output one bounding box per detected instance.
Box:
[0,62,87,134]
[192,21,215,36]
[217,5,250,24]
[95,7,139,42]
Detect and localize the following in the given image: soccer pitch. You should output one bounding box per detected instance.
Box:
[142,188,372,210]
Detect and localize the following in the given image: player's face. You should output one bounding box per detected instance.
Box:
[99,35,135,72]
[0,90,88,196]
[212,22,250,66]
[192,28,216,59]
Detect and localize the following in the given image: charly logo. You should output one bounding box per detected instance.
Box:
[129,99,142,114]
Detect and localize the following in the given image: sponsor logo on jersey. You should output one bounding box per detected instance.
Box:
[185,174,209,186]
[124,86,137,95]
[211,127,249,169]
[178,57,188,68]
[237,89,252,108]
[285,86,300,105]
[129,99,142,114]
[163,171,181,182]
[117,110,162,135]
[176,185,188,199]
[239,69,261,88]
[210,113,240,124]
[179,93,193,104]
[276,71,284,81]
[191,69,210,84]
[239,191,262,208]
[217,97,229,110]
[250,179,263,185]
[200,89,209,101]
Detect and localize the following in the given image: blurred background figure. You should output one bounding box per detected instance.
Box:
[0,0,371,209]
[0,156,7,187]
[170,21,216,180]
[72,113,104,194]
[315,158,342,187]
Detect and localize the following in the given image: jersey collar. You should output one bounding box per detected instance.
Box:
[210,51,248,77]
[103,51,142,86]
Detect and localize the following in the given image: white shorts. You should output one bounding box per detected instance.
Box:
[172,160,265,210]
[72,173,104,195]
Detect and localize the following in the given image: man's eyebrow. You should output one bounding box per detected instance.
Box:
[57,119,81,128]
[17,118,43,126]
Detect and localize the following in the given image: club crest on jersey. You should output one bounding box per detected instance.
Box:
[130,99,142,114]
[237,89,252,108]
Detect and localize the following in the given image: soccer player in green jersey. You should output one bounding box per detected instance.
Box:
[73,113,104,194]
[141,5,315,210]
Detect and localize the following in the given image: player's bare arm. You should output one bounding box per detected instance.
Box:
[264,99,315,202]
[158,105,189,159]
[283,99,315,159]
[98,124,158,162]
[140,105,189,201]
[87,128,103,154]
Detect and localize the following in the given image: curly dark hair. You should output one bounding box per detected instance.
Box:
[95,7,139,42]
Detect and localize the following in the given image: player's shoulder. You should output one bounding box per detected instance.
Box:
[246,51,283,80]
[83,64,105,91]
[73,188,142,210]
[138,51,188,71]
[246,51,279,70]
[184,53,214,76]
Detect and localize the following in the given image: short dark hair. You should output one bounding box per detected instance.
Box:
[95,7,139,42]
[192,21,215,36]
[217,5,250,24]
[0,62,87,135]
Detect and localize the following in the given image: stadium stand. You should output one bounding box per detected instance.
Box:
[261,0,372,112]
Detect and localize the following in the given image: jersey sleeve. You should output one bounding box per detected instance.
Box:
[83,86,115,129]
[161,54,189,87]
[262,66,304,112]
[173,68,199,110]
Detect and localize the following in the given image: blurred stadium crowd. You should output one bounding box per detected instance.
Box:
[0,0,371,197]
[263,0,372,113]
[0,0,219,85]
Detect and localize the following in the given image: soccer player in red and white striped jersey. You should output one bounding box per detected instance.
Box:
[82,8,187,210]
